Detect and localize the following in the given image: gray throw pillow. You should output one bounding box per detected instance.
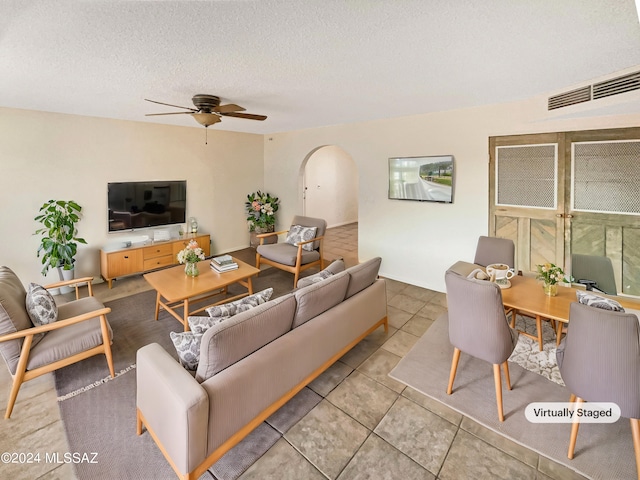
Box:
[576,290,625,312]
[297,259,346,289]
[285,225,318,252]
[206,288,273,317]
[169,331,203,371]
[25,283,58,327]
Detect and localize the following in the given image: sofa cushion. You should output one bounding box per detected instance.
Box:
[296,259,346,289]
[170,331,203,371]
[256,243,321,267]
[292,271,350,328]
[25,283,58,327]
[0,266,41,375]
[206,288,273,317]
[345,257,382,299]
[576,290,625,312]
[285,225,318,252]
[26,314,113,371]
[195,293,297,382]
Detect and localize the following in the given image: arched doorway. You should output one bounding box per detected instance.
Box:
[300,145,358,227]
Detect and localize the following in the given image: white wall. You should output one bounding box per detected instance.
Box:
[303,145,358,227]
[0,107,264,284]
[264,94,640,292]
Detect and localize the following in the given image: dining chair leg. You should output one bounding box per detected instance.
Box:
[447,348,461,395]
[568,397,584,459]
[630,418,640,480]
[493,363,505,422]
[569,393,576,403]
[502,361,512,391]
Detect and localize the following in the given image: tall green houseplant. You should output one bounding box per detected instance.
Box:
[34,200,87,278]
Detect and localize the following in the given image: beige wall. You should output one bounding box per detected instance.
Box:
[0,107,264,284]
[264,93,640,292]
[2,83,639,292]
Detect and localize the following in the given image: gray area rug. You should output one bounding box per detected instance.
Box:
[389,314,635,480]
[54,264,318,480]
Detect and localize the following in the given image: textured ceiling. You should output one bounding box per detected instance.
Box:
[1,0,640,134]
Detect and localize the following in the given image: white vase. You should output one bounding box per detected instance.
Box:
[59,267,75,294]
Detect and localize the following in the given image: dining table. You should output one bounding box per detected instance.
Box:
[501,275,640,351]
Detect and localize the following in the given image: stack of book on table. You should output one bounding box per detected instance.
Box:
[210,254,238,273]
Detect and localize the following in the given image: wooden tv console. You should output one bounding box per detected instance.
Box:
[100,234,210,288]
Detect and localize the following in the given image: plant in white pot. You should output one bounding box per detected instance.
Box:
[34,200,87,292]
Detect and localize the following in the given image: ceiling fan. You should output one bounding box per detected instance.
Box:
[144,94,267,128]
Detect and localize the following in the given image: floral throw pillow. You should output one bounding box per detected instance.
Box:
[285,225,318,252]
[187,315,230,335]
[576,290,625,312]
[206,288,274,317]
[25,283,58,327]
[169,331,203,371]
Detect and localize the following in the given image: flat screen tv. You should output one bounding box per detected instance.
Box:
[107,181,187,232]
[388,155,454,203]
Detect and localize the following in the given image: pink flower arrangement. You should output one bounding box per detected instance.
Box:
[245,191,280,231]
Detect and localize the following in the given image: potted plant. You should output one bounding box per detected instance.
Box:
[245,191,280,248]
[34,200,87,289]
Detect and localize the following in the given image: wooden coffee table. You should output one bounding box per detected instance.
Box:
[143,257,260,331]
[501,275,640,350]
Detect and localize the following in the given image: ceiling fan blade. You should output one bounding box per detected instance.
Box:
[144,98,198,112]
[220,112,267,121]
[214,103,246,114]
[145,112,194,116]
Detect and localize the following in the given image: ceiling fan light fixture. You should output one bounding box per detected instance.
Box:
[191,112,221,127]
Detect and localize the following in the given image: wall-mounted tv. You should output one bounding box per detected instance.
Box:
[107,181,187,232]
[388,155,454,203]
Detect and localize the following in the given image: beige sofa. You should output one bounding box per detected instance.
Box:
[136,257,387,480]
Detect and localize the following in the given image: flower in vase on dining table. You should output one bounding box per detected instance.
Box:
[536,263,573,296]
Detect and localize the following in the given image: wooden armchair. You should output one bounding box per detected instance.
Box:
[0,267,114,418]
[255,215,327,287]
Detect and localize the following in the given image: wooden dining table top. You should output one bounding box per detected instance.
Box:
[501,275,640,323]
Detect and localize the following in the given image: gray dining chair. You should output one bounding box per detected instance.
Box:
[473,236,515,269]
[445,270,519,422]
[571,253,617,295]
[556,302,640,479]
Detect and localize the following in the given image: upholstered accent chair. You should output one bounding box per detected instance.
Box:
[474,235,515,269]
[445,270,519,422]
[255,215,326,287]
[571,253,617,295]
[556,302,640,479]
[0,266,114,418]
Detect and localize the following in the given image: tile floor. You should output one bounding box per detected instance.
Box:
[0,223,589,479]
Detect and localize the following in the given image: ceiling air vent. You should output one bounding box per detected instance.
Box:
[593,70,640,100]
[548,86,592,110]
